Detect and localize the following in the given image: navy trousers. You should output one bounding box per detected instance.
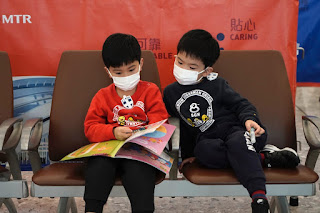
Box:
[194,126,267,196]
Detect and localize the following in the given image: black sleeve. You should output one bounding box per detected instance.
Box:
[163,86,177,117]
[163,85,197,160]
[221,80,261,126]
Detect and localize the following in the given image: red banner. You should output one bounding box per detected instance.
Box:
[0,0,299,96]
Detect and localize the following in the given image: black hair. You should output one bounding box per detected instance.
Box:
[177,29,220,67]
[102,33,141,68]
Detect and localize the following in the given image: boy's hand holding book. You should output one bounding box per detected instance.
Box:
[62,120,176,174]
[114,126,133,140]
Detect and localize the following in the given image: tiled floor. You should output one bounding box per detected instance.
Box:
[1,87,320,213]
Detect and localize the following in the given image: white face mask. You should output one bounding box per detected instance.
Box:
[108,65,140,91]
[173,63,206,85]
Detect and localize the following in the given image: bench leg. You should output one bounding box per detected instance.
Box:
[3,198,17,213]
[169,150,179,180]
[270,197,276,213]
[70,197,77,213]
[6,149,22,180]
[271,196,290,213]
[28,150,42,174]
[305,149,320,170]
[58,197,78,213]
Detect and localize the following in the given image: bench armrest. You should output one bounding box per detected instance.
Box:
[20,118,43,151]
[168,117,180,180]
[0,117,23,151]
[302,115,320,170]
[302,115,320,148]
[20,118,43,174]
[0,117,23,180]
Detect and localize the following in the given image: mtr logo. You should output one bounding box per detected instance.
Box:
[1,15,32,24]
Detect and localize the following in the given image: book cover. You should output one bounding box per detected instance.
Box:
[61,120,175,174]
[116,143,174,174]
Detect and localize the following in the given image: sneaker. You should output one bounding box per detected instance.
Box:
[251,198,270,213]
[261,144,300,168]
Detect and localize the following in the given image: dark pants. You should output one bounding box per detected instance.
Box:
[194,127,267,196]
[84,156,156,213]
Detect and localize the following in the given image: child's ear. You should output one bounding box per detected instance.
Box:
[202,67,214,77]
[140,58,144,71]
[104,67,112,79]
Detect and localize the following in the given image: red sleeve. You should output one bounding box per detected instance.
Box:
[84,90,117,142]
[145,84,169,124]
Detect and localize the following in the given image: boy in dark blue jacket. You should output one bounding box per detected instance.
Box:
[163,29,300,213]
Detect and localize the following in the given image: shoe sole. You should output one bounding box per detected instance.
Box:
[262,144,298,156]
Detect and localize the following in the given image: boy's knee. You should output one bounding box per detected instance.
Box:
[194,139,224,156]
[194,139,228,168]
[122,160,156,179]
[226,130,267,152]
[226,131,251,146]
[87,156,112,166]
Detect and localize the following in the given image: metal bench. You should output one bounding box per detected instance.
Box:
[22,50,319,213]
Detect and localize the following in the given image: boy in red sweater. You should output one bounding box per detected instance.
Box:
[83,33,168,213]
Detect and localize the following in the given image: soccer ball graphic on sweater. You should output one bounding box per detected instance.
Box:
[121,95,134,109]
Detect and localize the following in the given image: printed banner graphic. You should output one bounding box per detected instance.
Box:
[13,76,55,169]
[1,0,298,93]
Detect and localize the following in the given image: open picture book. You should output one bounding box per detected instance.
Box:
[61,119,176,174]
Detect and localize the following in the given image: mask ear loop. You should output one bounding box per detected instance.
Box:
[197,67,208,82]
[106,68,114,78]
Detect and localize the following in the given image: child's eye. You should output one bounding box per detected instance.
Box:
[190,67,196,70]
[115,72,121,75]
[178,61,183,65]
[129,69,135,72]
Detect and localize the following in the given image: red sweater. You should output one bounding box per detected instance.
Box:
[84,81,169,142]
